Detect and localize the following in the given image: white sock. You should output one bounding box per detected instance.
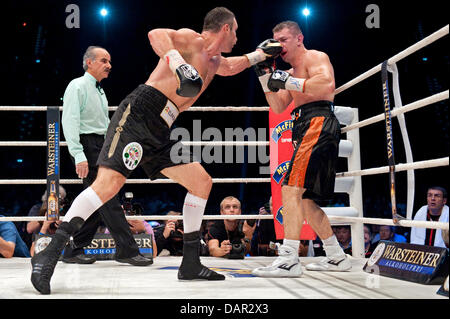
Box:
[322,234,339,247]
[322,234,345,258]
[63,187,103,222]
[283,239,300,253]
[182,193,207,234]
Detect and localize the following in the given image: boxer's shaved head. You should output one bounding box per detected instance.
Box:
[273,20,303,36]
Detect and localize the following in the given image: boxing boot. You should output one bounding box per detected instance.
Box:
[31,217,84,294]
[178,231,225,281]
[252,243,303,277]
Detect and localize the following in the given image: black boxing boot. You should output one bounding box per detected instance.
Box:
[31,217,84,294]
[178,231,225,281]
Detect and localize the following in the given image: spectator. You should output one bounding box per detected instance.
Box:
[333,226,352,254]
[410,186,448,248]
[154,211,185,256]
[342,225,377,258]
[372,225,407,243]
[207,196,255,258]
[0,215,30,258]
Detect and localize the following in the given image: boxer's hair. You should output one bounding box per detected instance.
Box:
[203,7,235,33]
[427,186,447,199]
[273,20,303,36]
[220,196,241,212]
[82,46,106,71]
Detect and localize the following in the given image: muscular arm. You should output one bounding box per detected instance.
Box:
[148,28,199,58]
[300,52,335,100]
[216,56,252,76]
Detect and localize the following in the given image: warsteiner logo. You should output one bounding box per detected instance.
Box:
[271,120,293,142]
[272,161,290,184]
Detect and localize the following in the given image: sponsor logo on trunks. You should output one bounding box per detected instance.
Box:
[122,142,143,170]
[272,161,290,184]
[160,100,179,128]
[271,120,293,143]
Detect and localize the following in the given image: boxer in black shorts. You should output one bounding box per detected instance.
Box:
[31,7,283,294]
[252,21,352,278]
[97,84,192,179]
[282,100,340,201]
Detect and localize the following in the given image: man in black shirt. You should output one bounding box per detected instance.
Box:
[207,196,255,258]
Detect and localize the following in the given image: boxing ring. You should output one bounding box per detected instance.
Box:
[0,25,448,299]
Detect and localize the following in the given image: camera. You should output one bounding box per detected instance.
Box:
[170,220,184,239]
[122,192,144,216]
[226,223,246,259]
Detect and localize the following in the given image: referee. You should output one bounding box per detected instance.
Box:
[61,46,151,266]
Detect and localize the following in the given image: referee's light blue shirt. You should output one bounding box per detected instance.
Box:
[62,72,109,164]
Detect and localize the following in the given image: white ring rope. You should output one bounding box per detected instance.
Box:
[335,25,449,94]
[1,214,447,231]
[341,90,449,133]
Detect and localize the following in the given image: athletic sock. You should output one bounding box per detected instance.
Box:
[182,193,207,233]
[283,239,300,254]
[63,187,103,222]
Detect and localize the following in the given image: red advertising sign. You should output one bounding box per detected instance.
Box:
[269,102,317,240]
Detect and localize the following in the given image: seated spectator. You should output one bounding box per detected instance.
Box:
[410,186,448,248]
[207,196,255,258]
[372,225,407,243]
[342,224,377,258]
[334,225,352,254]
[153,211,185,256]
[0,215,30,258]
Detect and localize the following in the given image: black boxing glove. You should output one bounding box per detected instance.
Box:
[254,57,276,93]
[245,39,282,66]
[267,70,306,93]
[164,49,203,97]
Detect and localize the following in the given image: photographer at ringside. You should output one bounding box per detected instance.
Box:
[207,196,256,259]
[153,211,185,256]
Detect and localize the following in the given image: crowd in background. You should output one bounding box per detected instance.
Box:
[1,186,448,259]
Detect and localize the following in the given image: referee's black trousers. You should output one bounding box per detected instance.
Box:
[64,134,140,258]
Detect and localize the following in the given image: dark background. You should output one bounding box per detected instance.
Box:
[1,0,448,222]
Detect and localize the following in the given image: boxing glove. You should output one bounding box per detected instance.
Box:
[268,70,306,93]
[164,49,203,97]
[245,39,282,66]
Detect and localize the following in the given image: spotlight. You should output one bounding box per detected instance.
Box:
[100,8,108,17]
[302,8,310,17]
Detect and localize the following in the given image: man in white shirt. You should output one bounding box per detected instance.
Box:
[410,186,448,248]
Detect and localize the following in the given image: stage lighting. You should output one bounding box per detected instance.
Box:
[100,8,108,17]
[302,8,310,17]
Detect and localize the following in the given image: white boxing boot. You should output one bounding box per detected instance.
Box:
[305,244,352,271]
[252,243,303,277]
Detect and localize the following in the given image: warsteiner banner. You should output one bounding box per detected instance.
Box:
[46,106,60,221]
[269,102,316,240]
[364,240,448,285]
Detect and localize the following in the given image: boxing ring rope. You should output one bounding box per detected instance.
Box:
[0,25,448,259]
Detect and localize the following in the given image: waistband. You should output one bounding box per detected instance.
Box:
[291,100,335,122]
[132,84,180,128]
